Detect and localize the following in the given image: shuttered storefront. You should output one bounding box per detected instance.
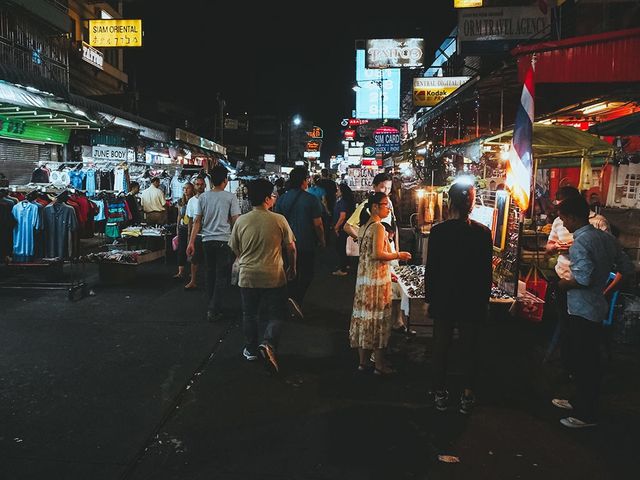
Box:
[0,138,53,184]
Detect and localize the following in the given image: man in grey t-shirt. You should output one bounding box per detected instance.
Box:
[187,165,241,321]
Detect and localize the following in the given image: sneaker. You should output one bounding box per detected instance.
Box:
[427,390,449,411]
[459,393,476,415]
[259,343,279,374]
[560,416,597,429]
[332,270,348,276]
[287,298,304,320]
[243,348,258,361]
[552,398,573,410]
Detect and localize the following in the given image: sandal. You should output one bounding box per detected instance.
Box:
[173,273,185,280]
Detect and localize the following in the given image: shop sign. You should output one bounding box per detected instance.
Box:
[455,0,483,7]
[89,19,142,47]
[365,38,424,69]
[303,151,320,158]
[264,153,275,163]
[344,129,356,140]
[458,6,550,55]
[374,126,400,153]
[363,146,375,156]
[307,126,323,139]
[92,145,128,161]
[0,115,69,143]
[81,41,104,70]
[361,158,382,167]
[413,76,470,107]
[347,167,378,191]
[224,118,238,130]
[306,140,321,151]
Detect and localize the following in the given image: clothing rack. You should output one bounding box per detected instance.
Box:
[0,188,90,299]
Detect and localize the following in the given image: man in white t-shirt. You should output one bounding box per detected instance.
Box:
[187,165,241,322]
[183,177,206,290]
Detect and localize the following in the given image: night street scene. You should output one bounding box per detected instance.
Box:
[2,1,640,479]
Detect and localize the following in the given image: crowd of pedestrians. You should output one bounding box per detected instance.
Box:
[165,164,634,428]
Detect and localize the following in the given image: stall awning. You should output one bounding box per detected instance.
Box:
[483,124,613,168]
[588,111,640,136]
[512,28,640,84]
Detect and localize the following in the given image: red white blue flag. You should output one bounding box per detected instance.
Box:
[506,59,535,211]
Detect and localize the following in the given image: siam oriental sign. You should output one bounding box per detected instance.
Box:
[89,19,142,47]
[366,38,424,69]
[413,76,470,107]
[374,126,400,153]
[455,0,483,7]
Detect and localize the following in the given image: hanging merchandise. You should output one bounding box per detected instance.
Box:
[43,198,78,259]
[11,195,41,261]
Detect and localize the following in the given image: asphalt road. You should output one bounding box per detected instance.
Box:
[1,248,639,480]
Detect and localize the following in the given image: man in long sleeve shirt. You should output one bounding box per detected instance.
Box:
[553,196,634,429]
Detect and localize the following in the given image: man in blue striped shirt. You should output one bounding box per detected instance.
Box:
[552,196,634,429]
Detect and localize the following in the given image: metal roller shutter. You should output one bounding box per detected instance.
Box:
[0,138,52,184]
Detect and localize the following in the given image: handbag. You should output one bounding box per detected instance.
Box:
[346,236,359,256]
[516,264,547,323]
[171,235,179,252]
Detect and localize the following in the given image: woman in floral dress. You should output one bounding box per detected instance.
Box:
[349,192,412,375]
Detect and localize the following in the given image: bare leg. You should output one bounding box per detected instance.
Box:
[358,348,371,367]
[174,266,185,278]
[185,263,199,288]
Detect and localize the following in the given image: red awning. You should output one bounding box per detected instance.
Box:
[512,28,640,83]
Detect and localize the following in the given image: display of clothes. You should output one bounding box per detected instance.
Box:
[170,170,189,203]
[0,190,17,259]
[69,168,86,190]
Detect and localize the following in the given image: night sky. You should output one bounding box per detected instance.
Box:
[123,1,457,157]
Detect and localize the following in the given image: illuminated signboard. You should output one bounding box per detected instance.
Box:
[0,116,70,144]
[373,126,400,153]
[306,141,321,151]
[344,129,356,140]
[413,76,470,107]
[365,38,424,69]
[307,126,323,139]
[89,19,142,47]
[355,50,400,120]
[454,0,483,7]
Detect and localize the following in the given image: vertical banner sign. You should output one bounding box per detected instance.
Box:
[355,50,400,119]
[506,60,535,211]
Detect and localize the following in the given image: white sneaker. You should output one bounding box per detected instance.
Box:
[243,348,258,361]
[560,416,597,429]
[552,398,573,410]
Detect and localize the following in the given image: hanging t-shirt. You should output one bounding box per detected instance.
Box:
[85,169,96,197]
[12,200,41,259]
[31,167,50,183]
[43,202,78,258]
[69,170,86,190]
[50,170,71,188]
[171,174,188,203]
[91,199,106,221]
[114,167,128,193]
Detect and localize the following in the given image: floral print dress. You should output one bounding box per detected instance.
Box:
[349,220,393,350]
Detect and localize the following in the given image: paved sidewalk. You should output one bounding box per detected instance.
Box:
[1,251,639,480]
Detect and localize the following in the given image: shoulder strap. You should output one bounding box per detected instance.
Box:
[283,189,304,220]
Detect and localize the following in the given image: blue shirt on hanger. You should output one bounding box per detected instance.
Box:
[12,200,41,259]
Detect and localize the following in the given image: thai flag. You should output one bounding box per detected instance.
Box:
[506,60,535,211]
